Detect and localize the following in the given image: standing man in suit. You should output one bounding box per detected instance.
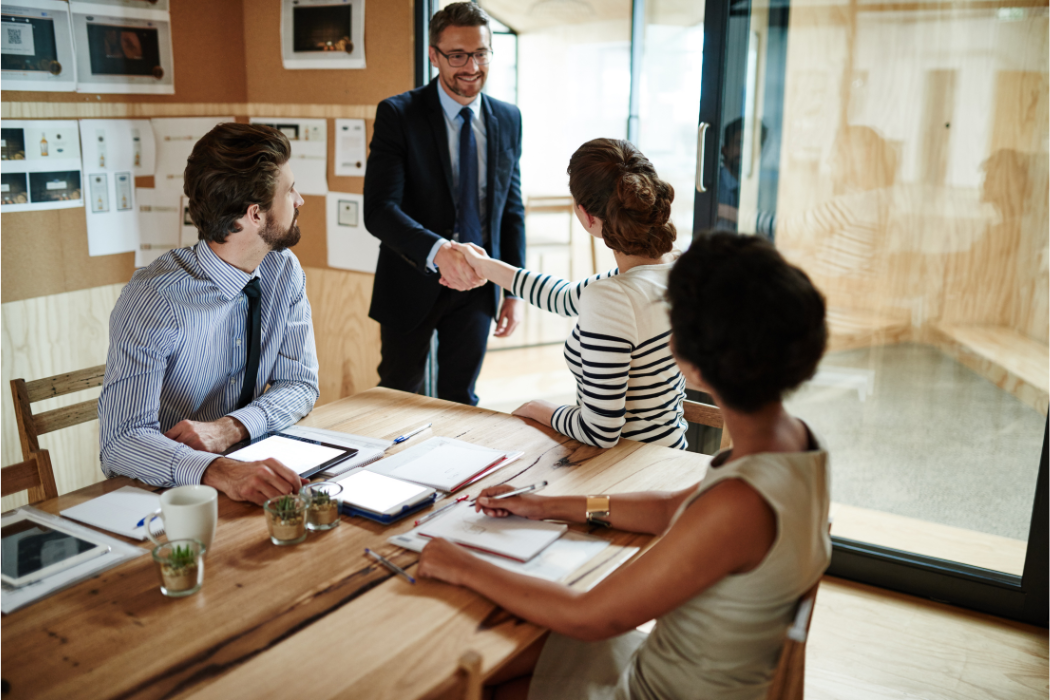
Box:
[364,2,525,406]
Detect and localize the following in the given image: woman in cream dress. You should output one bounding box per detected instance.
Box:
[419,232,832,700]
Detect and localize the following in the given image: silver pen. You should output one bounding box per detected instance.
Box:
[364,548,416,585]
[389,422,433,448]
[490,480,548,500]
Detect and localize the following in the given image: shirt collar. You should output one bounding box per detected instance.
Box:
[437,80,483,124]
[195,241,261,302]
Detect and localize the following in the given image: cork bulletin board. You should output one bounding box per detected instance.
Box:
[1,0,413,303]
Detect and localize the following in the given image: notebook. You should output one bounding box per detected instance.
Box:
[369,437,515,492]
[417,503,567,562]
[60,486,164,541]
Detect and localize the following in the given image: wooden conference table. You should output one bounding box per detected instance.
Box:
[1,388,712,700]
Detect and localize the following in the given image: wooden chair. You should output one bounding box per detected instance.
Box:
[1,449,58,504]
[420,651,483,700]
[766,580,821,700]
[11,364,107,461]
[682,398,733,451]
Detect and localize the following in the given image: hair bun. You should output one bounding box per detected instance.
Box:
[618,173,657,211]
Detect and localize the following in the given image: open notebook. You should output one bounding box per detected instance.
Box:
[417,503,567,562]
[368,437,520,492]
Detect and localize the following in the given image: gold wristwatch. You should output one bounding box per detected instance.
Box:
[586,495,611,527]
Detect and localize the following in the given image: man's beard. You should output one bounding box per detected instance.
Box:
[261,210,301,251]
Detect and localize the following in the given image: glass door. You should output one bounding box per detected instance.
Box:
[697,0,1048,624]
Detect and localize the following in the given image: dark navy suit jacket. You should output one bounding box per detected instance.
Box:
[364,79,526,333]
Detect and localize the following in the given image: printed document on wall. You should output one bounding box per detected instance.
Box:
[135,187,181,267]
[69,1,175,94]
[79,120,154,255]
[326,191,378,273]
[249,117,327,195]
[151,117,232,192]
[0,0,78,92]
[334,119,366,176]
[0,119,83,212]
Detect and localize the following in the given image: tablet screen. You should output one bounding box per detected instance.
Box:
[226,434,356,476]
[1,520,103,582]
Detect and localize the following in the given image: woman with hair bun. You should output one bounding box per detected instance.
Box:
[420,232,831,700]
[449,138,686,450]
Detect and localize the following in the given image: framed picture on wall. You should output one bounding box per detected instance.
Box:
[0,0,77,92]
[281,0,365,70]
[69,1,174,94]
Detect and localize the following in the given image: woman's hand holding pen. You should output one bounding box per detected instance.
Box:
[474,484,548,520]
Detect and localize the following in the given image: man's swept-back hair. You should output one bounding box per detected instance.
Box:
[429,2,490,46]
[184,122,291,244]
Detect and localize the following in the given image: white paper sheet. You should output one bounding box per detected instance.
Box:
[69,2,175,94]
[326,191,379,273]
[60,486,163,540]
[150,117,233,192]
[178,195,197,247]
[0,119,83,212]
[250,117,328,195]
[135,187,181,267]
[280,0,365,70]
[334,118,367,176]
[0,0,78,92]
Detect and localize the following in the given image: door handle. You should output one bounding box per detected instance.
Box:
[695,122,711,193]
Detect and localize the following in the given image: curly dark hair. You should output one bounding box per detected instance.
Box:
[567,138,676,258]
[183,122,291,244]
[667,233,827,413]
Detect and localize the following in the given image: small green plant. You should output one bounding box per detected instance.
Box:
[168,544,196,570]
[310,490,332,508]
[275,494,299,515]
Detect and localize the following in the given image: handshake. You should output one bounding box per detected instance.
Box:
[436,240,490,291]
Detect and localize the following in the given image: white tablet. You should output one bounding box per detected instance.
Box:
[1,512,111,588]
[334,470,436,516]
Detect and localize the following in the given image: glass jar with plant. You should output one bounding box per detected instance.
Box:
[304,481,344,531]
[152,539,205,597]
[263,493,308,545]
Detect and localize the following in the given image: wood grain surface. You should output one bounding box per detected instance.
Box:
[0,388,711,700]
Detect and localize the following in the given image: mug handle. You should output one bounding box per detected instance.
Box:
[145,508,164,546]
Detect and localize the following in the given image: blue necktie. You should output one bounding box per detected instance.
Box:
[457,107,483,248]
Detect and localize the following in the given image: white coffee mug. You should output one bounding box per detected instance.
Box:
[146,485,218,551]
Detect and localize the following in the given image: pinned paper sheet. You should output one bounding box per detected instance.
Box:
[178,195,197,247]
[69,1,175,94]
[326,191,378,273]
[0,119,83,212]
[151,117,233,192]
[135,187,181,267]
[80,120,155,255]
[250,118,327,195]
[334,119,366,176]
[0,0,77,92]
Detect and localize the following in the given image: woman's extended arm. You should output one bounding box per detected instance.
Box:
[452,242,617,318]
[418,478,778,641]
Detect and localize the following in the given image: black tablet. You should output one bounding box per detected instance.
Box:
[225,432,358,479]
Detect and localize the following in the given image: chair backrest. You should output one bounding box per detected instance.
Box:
[11,365,107,461]
[682,399,733,450]
[766,579,821,700]
[419,651,483,700]
[1,449,58,504]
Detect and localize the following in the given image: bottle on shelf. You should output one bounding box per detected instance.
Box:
[40,133,48,157]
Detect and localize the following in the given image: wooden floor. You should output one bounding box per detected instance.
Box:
[476,345,1050,699]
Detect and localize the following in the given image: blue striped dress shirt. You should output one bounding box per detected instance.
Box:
[99,242,320,486]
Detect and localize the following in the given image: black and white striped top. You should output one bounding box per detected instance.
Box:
[511,264,687,450]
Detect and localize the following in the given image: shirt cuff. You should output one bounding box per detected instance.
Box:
[426,239,449,273]
[172,445,223,486]
[226,405,269,440]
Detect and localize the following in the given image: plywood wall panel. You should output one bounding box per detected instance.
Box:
[304,266,381,405]
[0,284,124,512]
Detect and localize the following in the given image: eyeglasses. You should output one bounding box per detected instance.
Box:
[431,47,492,67]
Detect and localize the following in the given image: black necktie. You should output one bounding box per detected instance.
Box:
[237,278,262,409]
[457,107,483,247]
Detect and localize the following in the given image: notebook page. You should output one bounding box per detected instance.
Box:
[418,503,567,561]
[387,444,504,491]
